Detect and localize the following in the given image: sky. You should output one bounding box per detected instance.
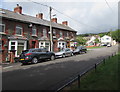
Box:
[1,0,119,34]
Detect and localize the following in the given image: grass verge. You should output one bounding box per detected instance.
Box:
[62,52,120,91]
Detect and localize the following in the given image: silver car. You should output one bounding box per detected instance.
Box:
[55,48,74,58]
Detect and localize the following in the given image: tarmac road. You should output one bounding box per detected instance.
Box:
[2,45,118,91]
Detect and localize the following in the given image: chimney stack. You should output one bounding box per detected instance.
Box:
[14,4,22,14]
[51,18,57,23]
[36,13,43,19]
[62,21,68,26]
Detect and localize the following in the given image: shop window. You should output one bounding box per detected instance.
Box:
[16,25,22,35]
[0,24,5,33]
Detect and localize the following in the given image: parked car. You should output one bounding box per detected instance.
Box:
[73,46,87,54]
[107,44,112,47]
[19,48,55,64]
[55,48,73,58]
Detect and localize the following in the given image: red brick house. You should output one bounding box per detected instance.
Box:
[0,5,77,63]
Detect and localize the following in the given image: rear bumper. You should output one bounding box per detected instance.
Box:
[19,57,32,63]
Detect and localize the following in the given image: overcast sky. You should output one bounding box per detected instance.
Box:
[1,0,119,34]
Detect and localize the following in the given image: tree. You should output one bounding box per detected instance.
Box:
[111,29,120,43]
[76,36,87,46]
[94,38,100,44]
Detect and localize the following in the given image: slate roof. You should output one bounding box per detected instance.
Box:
[0,8,76,32]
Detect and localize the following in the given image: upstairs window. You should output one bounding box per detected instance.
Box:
[67,32,69,37]
[43,29,47,37]
[60,31,63,37]
[32,27,37,36]
[16,25,22,36]
[0,24,5,33]
[106,38,109,40]
[0,41,2,50]
[53,29,56,36]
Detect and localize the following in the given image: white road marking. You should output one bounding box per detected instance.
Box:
[3,66,13,69]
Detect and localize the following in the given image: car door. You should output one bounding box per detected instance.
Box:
[37,49,44,60]
[65,48,70,56]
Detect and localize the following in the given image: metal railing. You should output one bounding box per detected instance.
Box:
[56,52,118,92]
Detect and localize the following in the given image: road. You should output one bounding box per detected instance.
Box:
[2,45,118,91]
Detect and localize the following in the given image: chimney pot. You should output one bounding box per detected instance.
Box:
[51,18,57,23]
[36,13,43,19]
[62,21,68,26]
[14,4,22,14]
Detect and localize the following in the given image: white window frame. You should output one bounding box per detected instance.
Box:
[0,24,5,33]
[32,27,37,36]
[58,41,66,49]
[60,31,63,37]
[39,41,50,51]
[43,28,47,37]
[9,40,27,57]
[16,25,23,36]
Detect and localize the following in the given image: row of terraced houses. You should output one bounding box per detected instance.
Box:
[0,5,77,62]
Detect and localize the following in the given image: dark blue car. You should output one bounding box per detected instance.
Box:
[19,48,55,64]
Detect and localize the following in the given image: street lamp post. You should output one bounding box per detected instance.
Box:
[49,7,53,52]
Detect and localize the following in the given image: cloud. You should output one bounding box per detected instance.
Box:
[2,1,118,34]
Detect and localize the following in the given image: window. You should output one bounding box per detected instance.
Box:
[67,32,69,37]
[17,42,24,55]
[39,41,50,51]
[43,29,47,36]
[0,41,2,50]
[32,27,37,36]
[106,38,109,40]
[16,25,22,35]
[11,42,16,50]
[0,24,5,33]
[58,41,66,49]
[9,41,27,57]
[60,31,63,37]
[53,30,56,36]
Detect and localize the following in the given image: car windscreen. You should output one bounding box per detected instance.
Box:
[21,50,29,54]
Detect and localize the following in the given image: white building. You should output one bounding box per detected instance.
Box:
[86,36,100,46]
[100,35,113,45]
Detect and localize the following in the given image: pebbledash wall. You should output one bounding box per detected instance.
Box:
[0,5,77,62]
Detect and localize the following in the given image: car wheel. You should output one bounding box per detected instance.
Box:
[79,51,81,54]
[50,55,55,61]
[62,54,66,58]
[32,57,38,64]
[71,53,74,56]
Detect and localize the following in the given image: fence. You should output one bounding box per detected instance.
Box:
[56,52,118,92]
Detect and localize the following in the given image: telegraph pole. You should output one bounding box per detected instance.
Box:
[49,7,53,52]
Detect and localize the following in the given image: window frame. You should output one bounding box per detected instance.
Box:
[32,27,37,36]
[0,24,5,33]
[43,28,47,37]
[60,31,63,37]
[15,25,23,36]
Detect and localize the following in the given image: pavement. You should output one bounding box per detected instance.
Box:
[1,45,118,91]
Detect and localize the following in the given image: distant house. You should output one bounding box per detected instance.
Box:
[86,35,100,46]
[100,35,116,46]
